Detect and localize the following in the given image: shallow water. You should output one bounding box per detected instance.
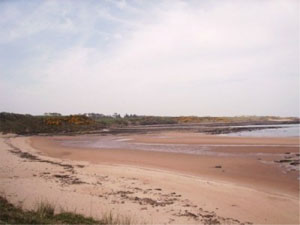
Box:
[221,124,300,137]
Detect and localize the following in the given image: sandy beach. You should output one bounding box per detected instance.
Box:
[0,132,299,224]
[1,0,299,223]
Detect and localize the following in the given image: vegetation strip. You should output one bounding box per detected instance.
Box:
[1,112,298,135]
[0,196,101,224]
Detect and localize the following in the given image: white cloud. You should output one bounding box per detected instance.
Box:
[1,0,299,116]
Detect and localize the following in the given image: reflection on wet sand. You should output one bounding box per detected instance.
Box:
[32,132,300,197]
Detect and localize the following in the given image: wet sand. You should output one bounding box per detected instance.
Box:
[1,132,299,224]
[31,132,299,196]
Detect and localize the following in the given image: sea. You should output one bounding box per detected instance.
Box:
[220,124,300,137]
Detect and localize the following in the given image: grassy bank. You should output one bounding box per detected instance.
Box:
[0,113,105,135]
[0,196,130,224]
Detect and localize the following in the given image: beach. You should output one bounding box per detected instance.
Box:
[0,131,299,224]
[1,0,299,223]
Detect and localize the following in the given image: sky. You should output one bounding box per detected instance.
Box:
[0,0,299,117]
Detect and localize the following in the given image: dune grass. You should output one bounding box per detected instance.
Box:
[0,196,132,224]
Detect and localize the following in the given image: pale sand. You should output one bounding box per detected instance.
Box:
[0,132,299,224]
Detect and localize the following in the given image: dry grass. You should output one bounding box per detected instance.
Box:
[0,196,133,224]
[101,211,133,225]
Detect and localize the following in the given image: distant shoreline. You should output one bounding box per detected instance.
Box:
[1,112,299,135]
[73,122,300,136]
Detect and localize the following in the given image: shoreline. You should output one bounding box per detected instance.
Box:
[0,132,299,224]
[31,132,299,196]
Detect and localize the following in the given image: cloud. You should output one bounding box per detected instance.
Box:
[0,0,299,116]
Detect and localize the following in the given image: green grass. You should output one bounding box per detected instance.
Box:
[0,196,131,224]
